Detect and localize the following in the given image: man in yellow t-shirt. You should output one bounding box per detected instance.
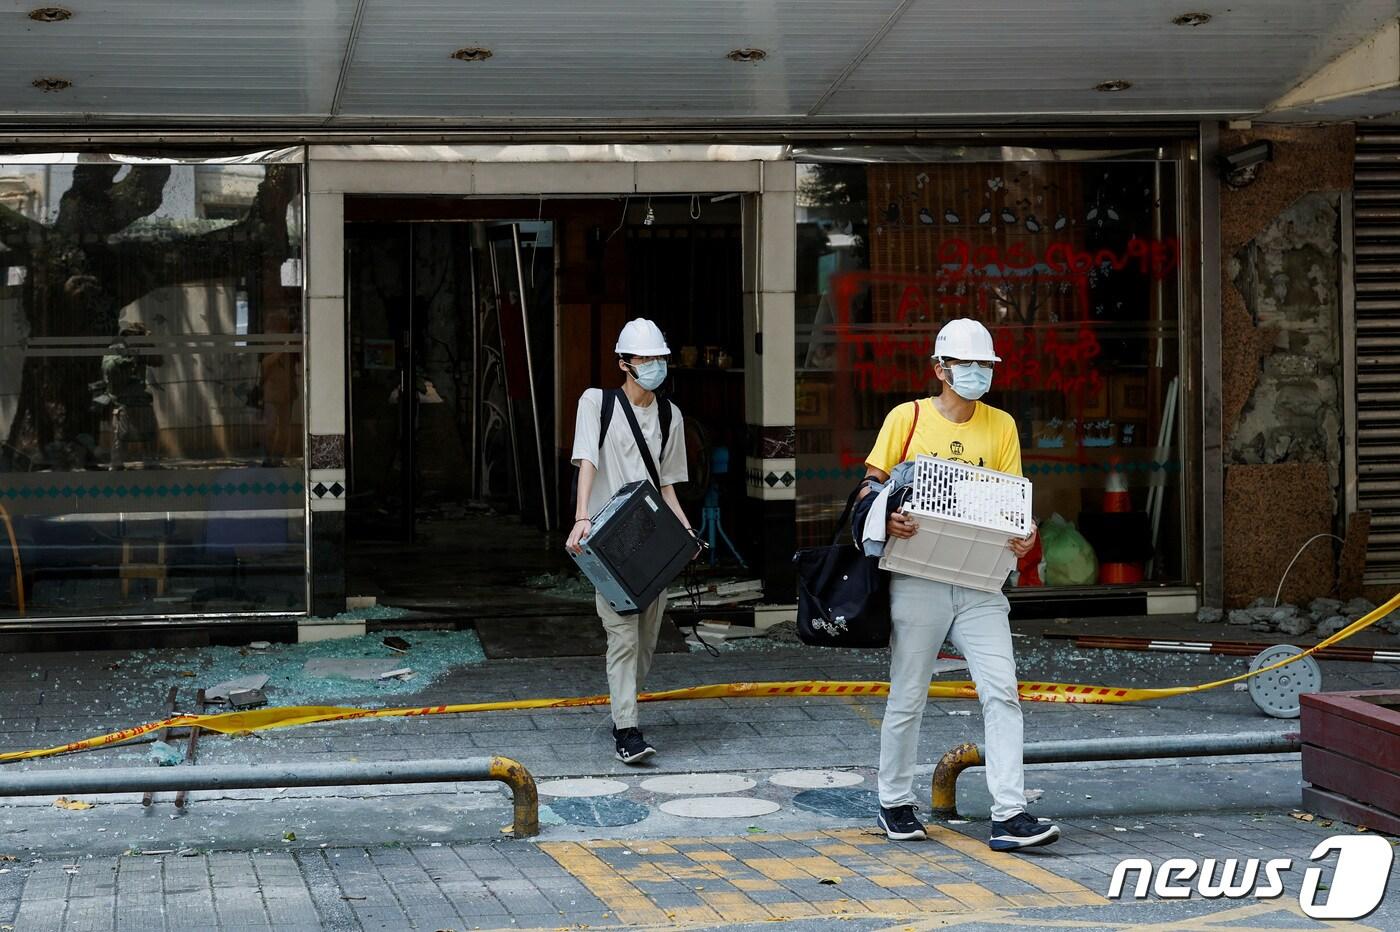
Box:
[863,318,1058,853]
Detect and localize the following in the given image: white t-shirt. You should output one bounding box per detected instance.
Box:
[571,388,688,518]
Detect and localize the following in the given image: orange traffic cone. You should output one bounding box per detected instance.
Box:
[1103,461,1131,513]
[1099,461,1143,583]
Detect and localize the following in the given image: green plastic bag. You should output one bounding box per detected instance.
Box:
[1039,514,1098,587]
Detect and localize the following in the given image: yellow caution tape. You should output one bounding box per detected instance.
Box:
[3,594,1394,765]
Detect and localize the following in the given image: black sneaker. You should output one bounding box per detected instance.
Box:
[877,805,927,841]
[989,812,1060,851]
[612,727,656,765]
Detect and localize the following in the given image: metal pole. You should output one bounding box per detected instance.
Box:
[488,236,526,514]
[468,241,480,497]
[1199,121,1225,608]
[931,730,1300,817]
[512,223,552,531]
[0,756,540,838]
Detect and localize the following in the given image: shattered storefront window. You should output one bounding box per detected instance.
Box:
[0,154,306,619]
[795,157,1185,588]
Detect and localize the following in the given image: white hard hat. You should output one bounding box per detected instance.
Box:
[615,318,671,356]
[933,318,1001,363]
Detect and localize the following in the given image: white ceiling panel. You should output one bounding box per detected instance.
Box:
[335,0,906,119]
[0,0,354,118]
[819,0,1400,118]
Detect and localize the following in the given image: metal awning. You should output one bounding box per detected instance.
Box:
[0,1,1398,128]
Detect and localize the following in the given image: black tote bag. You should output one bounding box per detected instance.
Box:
[793,486,891,649]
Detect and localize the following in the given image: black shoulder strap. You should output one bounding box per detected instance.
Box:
[658,399,673,461]
[600,389,671,460]
[614,392,663,490]
[598,389,617,452]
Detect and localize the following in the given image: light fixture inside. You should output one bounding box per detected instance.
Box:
[28,6,72,22]
[451,47,493,62]
[1094,79,1132,92]
[32,77,71,92]
[1172,12,1212,26]
[726,47,767,63]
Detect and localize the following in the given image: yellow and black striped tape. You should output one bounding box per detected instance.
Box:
[2,593,1394,765]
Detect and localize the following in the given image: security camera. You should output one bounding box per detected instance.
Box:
[1218,140,1274,187]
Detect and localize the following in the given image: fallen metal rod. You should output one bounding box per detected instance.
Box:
[173,688,206,811]
[0,756,540,838]
[142,686,179,808]
[931,731,1301,818]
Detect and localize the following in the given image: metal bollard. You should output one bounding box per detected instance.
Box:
[931,731,1301,818]
[0,756,542,838]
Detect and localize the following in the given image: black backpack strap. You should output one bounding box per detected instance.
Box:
[658,399,673,461]
[615,392,664,490]
[598,389,618,452]
[830,484,864,546]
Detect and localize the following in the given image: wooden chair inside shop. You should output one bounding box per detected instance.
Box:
[119,512,169,598]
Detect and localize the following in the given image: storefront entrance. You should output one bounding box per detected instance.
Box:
[344,197,756,637]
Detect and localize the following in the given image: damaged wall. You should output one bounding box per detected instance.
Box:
[1219,124,1353,608]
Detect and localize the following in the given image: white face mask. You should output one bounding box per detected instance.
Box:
[630,359,667,391]
[946,362,993,400]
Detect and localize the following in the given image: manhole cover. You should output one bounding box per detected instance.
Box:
[657,796,781,819]
[770,770,865,789]
[538,778,629,798]
[641,773,756,795]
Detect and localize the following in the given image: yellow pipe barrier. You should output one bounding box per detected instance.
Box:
[1,593,1394,766]
[490,755,540,837]
[0,501,23,615]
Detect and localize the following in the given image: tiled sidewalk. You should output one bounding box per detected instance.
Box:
[2,811,1395,931]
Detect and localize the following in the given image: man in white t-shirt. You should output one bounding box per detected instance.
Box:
[567,318,694,764]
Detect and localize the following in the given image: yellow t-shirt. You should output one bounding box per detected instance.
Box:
[865,398,1022,477]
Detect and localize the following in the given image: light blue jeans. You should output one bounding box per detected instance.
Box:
[879,574,1026,821]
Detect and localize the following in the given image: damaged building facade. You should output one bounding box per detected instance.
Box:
[0,4,1398,637]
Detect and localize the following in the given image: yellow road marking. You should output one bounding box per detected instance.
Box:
[938,881,1004,909]
[746,856,808,881]
[687,849,735,861]
[542,827,1114,927]
[536,842,669,926]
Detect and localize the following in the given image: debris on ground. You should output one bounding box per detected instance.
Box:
[1226,610,1253,627]
[226,687,268,709]
[147,741,182,766]
[206,675,270,703]
[667,578,764,607]
[1342,597,1375,619]
[52,798,95,811]
[522,572,595,602]
[1316,616,1349,638]
[304,659,413,681]
[1196,606,1223,624]
[376,668,415,681]
[132,628,486,705]
[382,636,411,653]
[1309,598,1342,619]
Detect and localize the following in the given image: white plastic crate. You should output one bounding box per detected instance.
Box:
[879,455,1033,592]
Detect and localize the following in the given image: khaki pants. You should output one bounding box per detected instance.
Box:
[597,592,665,730]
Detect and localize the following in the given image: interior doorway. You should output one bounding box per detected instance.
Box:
[343,196,755,649]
